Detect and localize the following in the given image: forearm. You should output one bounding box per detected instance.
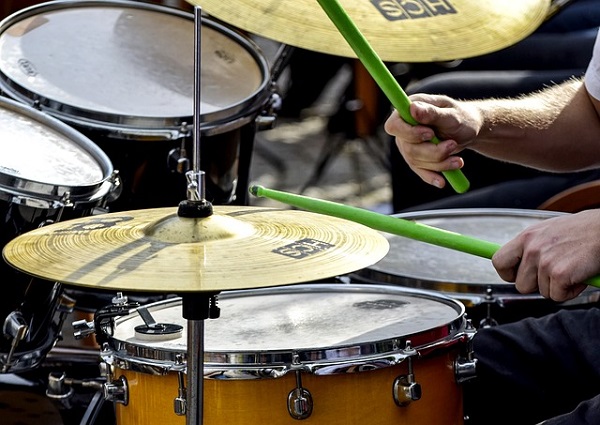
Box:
[469,78,600,172]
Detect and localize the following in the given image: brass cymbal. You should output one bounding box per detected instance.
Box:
[2,206,389,292]
[187,0,550,62]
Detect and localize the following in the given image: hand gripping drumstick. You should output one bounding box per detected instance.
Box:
[249,184,600,289]
[316,0,470,193]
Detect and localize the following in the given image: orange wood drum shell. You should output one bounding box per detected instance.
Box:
[114,350,463,425]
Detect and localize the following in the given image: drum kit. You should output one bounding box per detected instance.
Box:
[0,0,593,424]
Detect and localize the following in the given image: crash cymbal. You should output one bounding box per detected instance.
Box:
[187,0,550,62]
[2,206,389,292]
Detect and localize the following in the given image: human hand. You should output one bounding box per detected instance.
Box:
[383,93,481,189]
[492,210,600,302]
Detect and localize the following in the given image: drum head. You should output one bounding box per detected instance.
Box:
[0,0,270,135]
[0,96,113,201]
[108,284,465,372]
[352,208,565,295]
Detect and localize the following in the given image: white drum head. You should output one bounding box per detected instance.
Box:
[354,208,565,293]
[0,96,112,200]
[108,284,465,370]
[0,0,269,133]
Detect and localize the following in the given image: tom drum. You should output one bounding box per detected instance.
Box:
[0,0,275,210]
[99,283,476,425]
[350,208,600,327]
[0,95,117,373]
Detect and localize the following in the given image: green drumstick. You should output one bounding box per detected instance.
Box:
[249,185,600,289]
[251,185,497,257]
[316,0,470,194]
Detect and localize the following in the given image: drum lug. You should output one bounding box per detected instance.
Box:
[479,287,500,328]
[103,375,129,406]
[455,320,478,384]
[256,112,277,131]
[455,356,478,385]
[287,369,313,420]
[256,92,281,131]
[174,364,187,416]
[105,170,123,204]
[392,341,422,407]
[167,138,191,175]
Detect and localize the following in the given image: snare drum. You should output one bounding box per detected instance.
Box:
[0,0,275,210]
[0,96,117,373]
[350,208,600,326]
[101,283,475,425]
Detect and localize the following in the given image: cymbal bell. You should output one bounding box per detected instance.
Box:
[2,206,389,293]
[187,0,550,62]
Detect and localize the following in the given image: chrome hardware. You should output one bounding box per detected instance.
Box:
[256,111,277,130]
[255,92,280,131]
[185,170,205,201]
[167,138,191,175]
[174,357,187,417]
[479,287,499,328]
[73,292,129,340]
[46,371,74,407]
[287,370,313,420]
[103,375,128,405]
[455,356,478,385]
[105,170,123,204]
[112,292,129,306]
[3,310,28,341]
[392,341,422,407]
[47,370,105,411]
[2,311,29,373]
[72,319,95,340]
[94,295,140,346]
[455,319,478,384]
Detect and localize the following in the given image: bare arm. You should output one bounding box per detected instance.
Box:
[384,76,600,302]
[384,77,600,188]
[473,78,600,171]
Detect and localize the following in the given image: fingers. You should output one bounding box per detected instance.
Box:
[384,100,449,143]
[384,104,464,188]
[491,220,593,303]
[534,265,587,302]
[400,140,464,188]
[491,240,525,288]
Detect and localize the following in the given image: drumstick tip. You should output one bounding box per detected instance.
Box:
[249,185,263,197]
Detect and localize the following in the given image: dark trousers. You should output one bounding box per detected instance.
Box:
[465,308,600,424]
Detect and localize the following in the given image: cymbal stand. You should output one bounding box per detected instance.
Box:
[298,60,391,194]
[175,7,219,425]
[180,293,220,425]
[181,5,207,207]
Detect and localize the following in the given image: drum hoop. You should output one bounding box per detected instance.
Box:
[0,96,115,202]
[0,0,272,138]
[391,207,566,220]
[105,284,469,377]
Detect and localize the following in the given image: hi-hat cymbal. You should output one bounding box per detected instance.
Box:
[187,0,550,62]
[2,206,389,293]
